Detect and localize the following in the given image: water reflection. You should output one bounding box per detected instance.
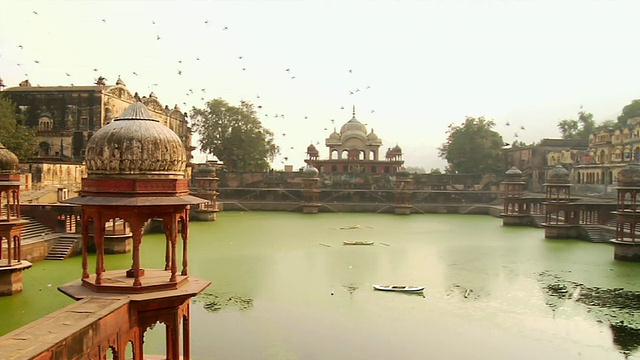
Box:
[539,270,640,354]
[196,292,254,312]
[610,323,640,359]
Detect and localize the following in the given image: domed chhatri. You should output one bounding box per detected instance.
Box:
[505,166,523,177]
[0,143,20,174]
[618,162,640,187]
[85,102,187,178]
[306,105,404,173]
[547,165,570,183]
[340,107,367,139]
[303,165,319,177]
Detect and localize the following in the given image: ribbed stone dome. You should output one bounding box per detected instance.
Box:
[85,102,187,178]
[367,129,379,141]
[328,130,340,141]
[0,143,19,174]
[340,116,367,137]
[303,165,319,177]
[547,165,570,182]
[505,166,522,176]
[618,162,640,186]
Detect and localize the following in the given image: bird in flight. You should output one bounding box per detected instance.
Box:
[204,20,209,24]
[222,26,228,30]
[520,126,525,130]
[156,35,161,40]
[18,45,23,50]
[34,60,40,64]
[177,70,182,75]
[505,121,510,126]
[133,72,138,76]
[65,72,70,76]
[152,20,156,25]
[32,11,38,15]
[101,19,106,23]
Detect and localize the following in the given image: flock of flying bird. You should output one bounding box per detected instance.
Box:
[4,8,528,165]
[3,8,389,166]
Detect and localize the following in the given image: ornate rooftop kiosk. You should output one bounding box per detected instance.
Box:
[542,165,579,238]
[611,162,640,261]
[500,166,531,226]
[0,143,32,296]
[301,165,321,214]
[305,106,404,174]
[54,101,209,359]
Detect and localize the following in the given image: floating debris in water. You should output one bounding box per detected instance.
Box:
[196,292,254,312]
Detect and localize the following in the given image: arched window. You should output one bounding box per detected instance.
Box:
[38,116,53,131]
[38,142,51,157]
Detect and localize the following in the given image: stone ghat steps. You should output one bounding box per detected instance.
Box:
[582,225,609,243]
[20,216,60,244]
[45,234,80,260]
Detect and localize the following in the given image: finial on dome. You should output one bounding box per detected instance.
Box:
[352,105,356,117]
[134,92,141,102]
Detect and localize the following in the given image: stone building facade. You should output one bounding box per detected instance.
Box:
[1,77,194,187]
[304,107,404,174]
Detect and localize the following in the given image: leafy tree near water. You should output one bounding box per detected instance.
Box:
[190,99,278,171]
[438,116,505,174]
[0,96,37,160]
[617,99,640,125]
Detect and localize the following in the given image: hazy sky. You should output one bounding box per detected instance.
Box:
[1,0,639,170]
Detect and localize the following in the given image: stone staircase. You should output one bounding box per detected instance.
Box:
[583,225,609,243]
[20,216,59,244]
[45,234,80,260]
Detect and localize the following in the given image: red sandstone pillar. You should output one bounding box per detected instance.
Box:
[131,220,143,287]
[81,213,89,279]
[94,215,105,285]
[181,210,189,276]
[169,216,178,282]
[164,220,171,271]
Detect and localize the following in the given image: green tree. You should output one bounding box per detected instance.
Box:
[0,96,37,160]
[438,116,504,174]
[190,99,278,171]
[617,99,640,125]
[557,109,596,140]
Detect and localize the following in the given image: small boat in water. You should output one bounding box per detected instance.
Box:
[340,225,360,230]
[373,285,425,293]
[343,240,374,246]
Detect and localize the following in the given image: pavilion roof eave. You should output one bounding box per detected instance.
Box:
[62,195,207,206]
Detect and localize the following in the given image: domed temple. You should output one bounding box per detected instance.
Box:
[37,101,211,359]
[305,106,404,173]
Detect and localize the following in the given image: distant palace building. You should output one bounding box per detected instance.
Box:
[305,107,404,174]
[1,77,194,185]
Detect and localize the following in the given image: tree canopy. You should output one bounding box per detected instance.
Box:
[557,109,615,140]
[190,99,278,172]
[438,116,505,174]
[617,99,640,125]
[0,96,37,160]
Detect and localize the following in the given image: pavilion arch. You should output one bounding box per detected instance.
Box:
[105,85,136,102]
[330,149,338,160]
[599,150,607,163]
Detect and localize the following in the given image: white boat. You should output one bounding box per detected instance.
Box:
[340,225,360,230]
[373,285,425,293]
[343,240,374,245]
